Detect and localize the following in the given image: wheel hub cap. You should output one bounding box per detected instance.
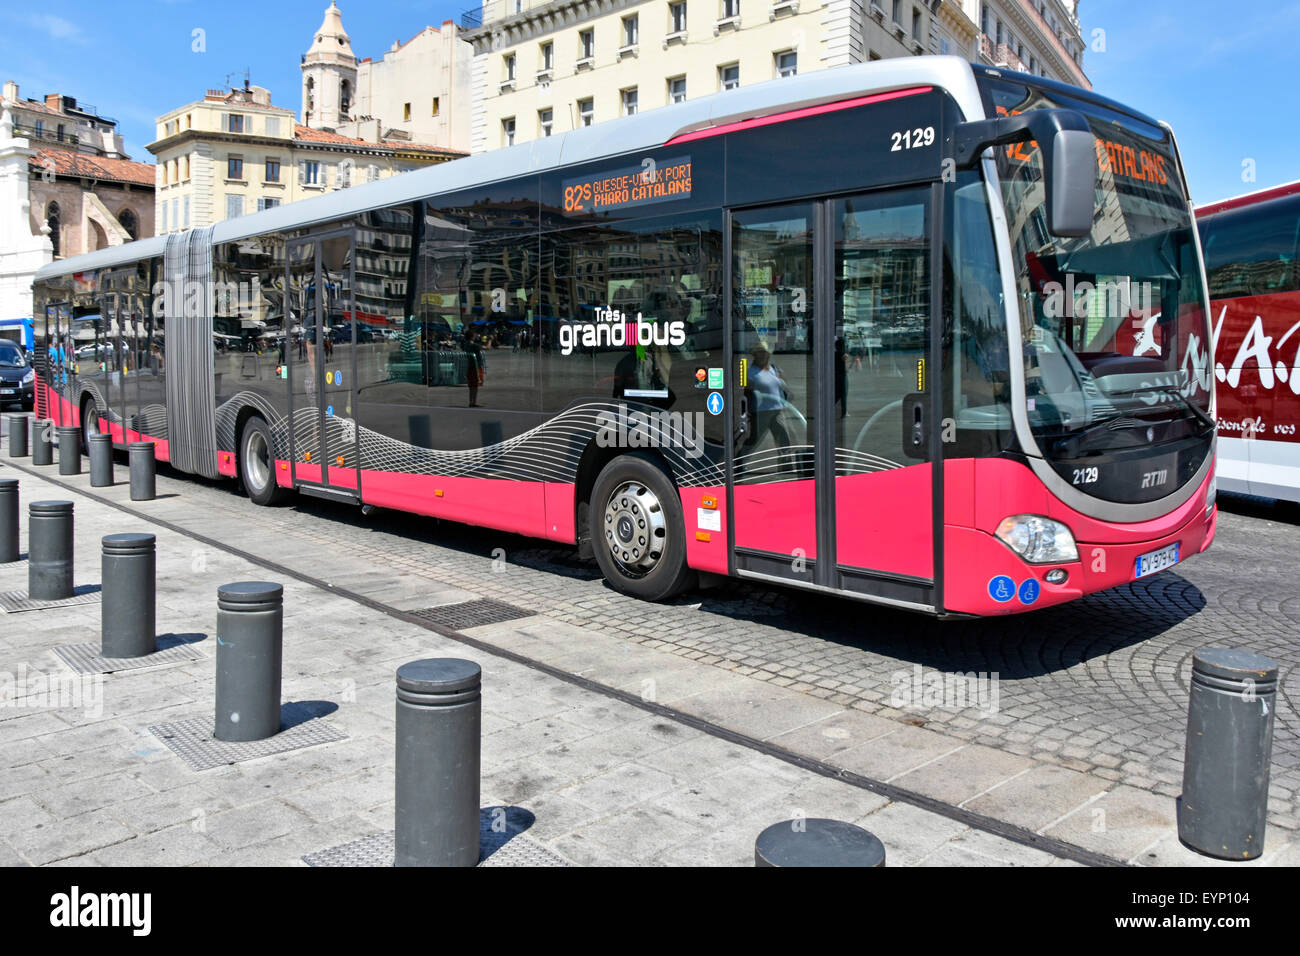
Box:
[603,480,666,575]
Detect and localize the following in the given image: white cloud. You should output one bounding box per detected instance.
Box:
[24,14,90,46]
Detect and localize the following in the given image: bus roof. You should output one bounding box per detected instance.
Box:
[35,56,986,282]
[1197,180,1300,218]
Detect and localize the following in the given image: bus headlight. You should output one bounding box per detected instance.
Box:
[1205,471,1216,516]
[995,515,1079,564]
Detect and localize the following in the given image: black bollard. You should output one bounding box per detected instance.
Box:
[1179,648,1279,860]
[31,420,52,466]
[214,582,283,742]
[755,819,887,867]
[28,500,73,600]
[0,478,17,563]
[89,433,114,487]
[57,426,80,475]
[129,442,155,501]
[7,415,28,458]
[101,533,156,658]
[395,658,482,867]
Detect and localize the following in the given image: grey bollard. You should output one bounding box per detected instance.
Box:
[28,500,73,600]
[1178,648,1279,860]
[89,433,114,487]
[7,415,28,457]
[31,420,52,466]
[214,582,283,742]
[395,658,482,867]
[755,819,887,867]
[101,533,156,658]
[0,478,17,564]
[129,442,155,501]
[57,426,80,475]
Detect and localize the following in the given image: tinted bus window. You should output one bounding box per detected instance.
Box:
[1199,194,1300,299]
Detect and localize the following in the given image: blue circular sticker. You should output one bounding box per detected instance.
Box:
[334,370,342,387]
[1018,578,1041,605]
[326,405,334,417]
[988,575,1015,603]
[707,392,724,416]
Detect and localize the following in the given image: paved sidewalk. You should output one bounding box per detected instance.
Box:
[0,458,1080,867]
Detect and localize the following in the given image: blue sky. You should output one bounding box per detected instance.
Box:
[3,1,1297,205]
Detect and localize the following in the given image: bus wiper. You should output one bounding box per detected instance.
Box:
[1134,384,1215,431]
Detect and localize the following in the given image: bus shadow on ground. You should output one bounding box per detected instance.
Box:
[688,572,1208,681]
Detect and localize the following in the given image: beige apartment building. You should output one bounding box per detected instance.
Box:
[147,84,464,235]
[461,0,1087,151]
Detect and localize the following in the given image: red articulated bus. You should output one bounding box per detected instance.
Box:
[31,58,1217,616]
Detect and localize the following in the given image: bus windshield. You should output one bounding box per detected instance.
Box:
[981,74,1214,503]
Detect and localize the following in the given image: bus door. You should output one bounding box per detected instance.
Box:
[285,231,360,498]
[727,186,939,608]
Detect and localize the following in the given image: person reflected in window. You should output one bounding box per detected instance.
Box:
[750,346,791,454]
[463,329,485,407]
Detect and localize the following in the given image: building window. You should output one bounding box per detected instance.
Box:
[182,196,189,228]
[340,79,351,117]
[504,54,516,81]
[257,197,281,211]
[302,160,321,185]
[580,29,594,59]
[996,20,1003,45]
[183,155,190,180]
[162,163,170,186]
[56,124,65,142]
[720,63,740,90]
[265,158,280,182]
[721,0,738,18]
[226,195,243,219]
[227,113,244,133]
[941,36,950,55]
[622,15,639,47]
[266,117,281,137]
[891,0,901,23]
[432,97,440,116]
[912,8,921,40]
[539,108,553,137]
[777,50,797,77]
[46,202,60,256]
[670,1,687,33]
[34,120,44,138]
[514,0,522,11]
[118,208,138,240]
[227,156,243,180]
[503,116,516,146]
[403,102,411,121]
[541,41,553,71]
[621,88,638,116]
[578,98,594,126]
[669,75,687,103]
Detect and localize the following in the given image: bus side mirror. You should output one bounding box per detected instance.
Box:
[949,107,1097,239]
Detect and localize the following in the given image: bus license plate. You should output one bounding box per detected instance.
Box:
[1135,543,1179,578]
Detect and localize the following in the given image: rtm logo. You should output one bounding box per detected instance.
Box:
[559,307,685,356]
[50,886,151,936]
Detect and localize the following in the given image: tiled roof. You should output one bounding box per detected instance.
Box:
[292,124,466,157]
[0,96,65,118]
[28,145,154,186]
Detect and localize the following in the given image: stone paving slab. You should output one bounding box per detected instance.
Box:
[0,461,1080,867]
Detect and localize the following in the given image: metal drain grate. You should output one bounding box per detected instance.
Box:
[303,824,571,867]
[408,598,536,630]
[52,638,205,676]
[0,586,101,613]
[148,712,347,771]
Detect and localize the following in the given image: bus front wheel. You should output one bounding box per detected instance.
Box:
[240,415,285,506]
[590,453,695,601]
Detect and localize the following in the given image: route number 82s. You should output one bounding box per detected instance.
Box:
[891,126,935,151]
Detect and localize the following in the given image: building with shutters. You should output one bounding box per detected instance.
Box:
[147,83,464,235]
[459,0,1087,152]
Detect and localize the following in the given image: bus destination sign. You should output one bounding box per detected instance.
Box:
[563,155,692,214]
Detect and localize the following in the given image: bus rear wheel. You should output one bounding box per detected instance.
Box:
[240,415,285,506]
[590,453,694,601]
[80,397,101,454]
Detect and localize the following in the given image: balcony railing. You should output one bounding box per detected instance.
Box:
[460,7,482,29]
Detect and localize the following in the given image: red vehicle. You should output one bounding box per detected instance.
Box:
[32,59,1216,616]
[1197,181,1300,502]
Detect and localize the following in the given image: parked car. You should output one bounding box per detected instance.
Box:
[0,340,35,410]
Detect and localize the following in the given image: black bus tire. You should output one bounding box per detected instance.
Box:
[80,396,101,454]
[239,415,286,506]
[590,453,695,601]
